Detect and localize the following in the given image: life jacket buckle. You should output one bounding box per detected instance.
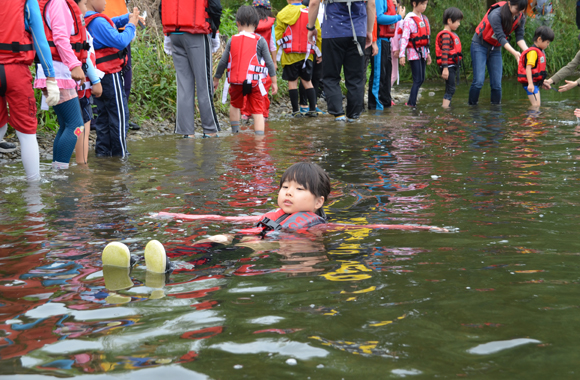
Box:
[257,217,282,238]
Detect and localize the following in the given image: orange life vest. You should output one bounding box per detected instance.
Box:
[435,30,462,66]
[409,15,430,49]
[227,32,267,86]
[0,0,35,65]
[255,17,275,49]
[476,1,524,47]
[377,0,397,39]
[161,0,211,36]
[85,13,127,74]
[39,0,89,64]
[517,46,546,84]
[277,8,319,56]
[103,0,129,19]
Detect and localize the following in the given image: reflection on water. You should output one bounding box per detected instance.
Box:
[1,82,579,377]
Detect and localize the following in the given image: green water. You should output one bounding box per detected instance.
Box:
[1,82,580,379]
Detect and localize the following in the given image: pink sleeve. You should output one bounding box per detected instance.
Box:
[399,19,411,58]
[47,0,81,71]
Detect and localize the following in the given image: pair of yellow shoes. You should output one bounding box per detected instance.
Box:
[102,239,171,273]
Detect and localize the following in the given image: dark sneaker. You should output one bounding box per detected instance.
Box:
[129,122,141,130]
[0,140,17,153]
[305,111,318,117]
[291,111,304,118]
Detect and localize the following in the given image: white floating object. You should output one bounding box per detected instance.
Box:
[234,364,243,369]
[431,175,439,180]
[468,338,540,355]
[286,358,297,366]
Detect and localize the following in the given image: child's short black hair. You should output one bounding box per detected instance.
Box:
[410,0,428,7]
[534,26,554,42]
[443,7,463,25]
[236,5,259,28]
[279,162,331,208]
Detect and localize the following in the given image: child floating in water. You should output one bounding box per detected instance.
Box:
[518,26,554,107]
[103,162,448,273]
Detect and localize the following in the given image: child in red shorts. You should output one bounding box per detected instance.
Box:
[214,6,277,135]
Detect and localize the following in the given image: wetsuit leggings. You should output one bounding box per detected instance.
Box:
[53,97,84,168]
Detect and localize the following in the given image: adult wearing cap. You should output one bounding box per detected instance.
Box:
[306,0,376,121]
[103,0,140,130]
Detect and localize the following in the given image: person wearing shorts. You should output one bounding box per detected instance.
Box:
[275,0,321,117]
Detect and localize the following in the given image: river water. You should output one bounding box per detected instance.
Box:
[1,82,579,378]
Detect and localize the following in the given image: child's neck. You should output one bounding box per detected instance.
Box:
[238,25,255,34]
[86,3,96,12]
[413,8,423,16]
[444,25,452,32]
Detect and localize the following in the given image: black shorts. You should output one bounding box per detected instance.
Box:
[79,96,93,124]
[282,59,314,82]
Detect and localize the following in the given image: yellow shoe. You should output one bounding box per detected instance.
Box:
[102,242,131,268]
[144,240,170,273]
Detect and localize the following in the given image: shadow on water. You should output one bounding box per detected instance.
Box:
[1,81,580,378]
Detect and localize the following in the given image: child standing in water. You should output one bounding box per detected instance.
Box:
[275,0,322,117]
[213,6,278,135]
[436,7,463,108]
[241,0,277,123]
[399,0,431,107]
[36,0,91,170]
[518,26,553,107]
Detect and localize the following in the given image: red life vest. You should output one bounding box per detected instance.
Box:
[39,0,89,64]
[85,13,127,74]
[435,30,462,66]
[278,8,319,56]
[161,0,211,36]
[476,1,524,47]
[239,208,326,236]
[256,17,275,49]
[227,32,268,86]
[0,0,36,65]
[409,15,430,49]
[517,46,546,84]
[377,0,397,39]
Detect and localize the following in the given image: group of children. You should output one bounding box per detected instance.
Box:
[0,0,143,181]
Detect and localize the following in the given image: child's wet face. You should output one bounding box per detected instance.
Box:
[277,180,324,215]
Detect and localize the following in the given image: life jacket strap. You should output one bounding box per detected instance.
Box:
[96,48,128,65]
[0,42,34,53]
[257,213,290,238]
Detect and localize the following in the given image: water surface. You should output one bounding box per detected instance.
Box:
[1,82,579,378]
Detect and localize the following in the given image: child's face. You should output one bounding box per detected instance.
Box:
[78,0,88,15]
[277,180,324,215]
[413,1,428,13]
[509,4,523,16]
[90,0,106,13]
[536,37,550,50]
[448,19,461,31]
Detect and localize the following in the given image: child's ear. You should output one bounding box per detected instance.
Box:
[314,196,325,211]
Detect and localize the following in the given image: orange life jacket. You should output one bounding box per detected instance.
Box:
[435,30,462,66]
[0,0,35,65]
[517,46,546,84]
[161,0,211,36]
[84,13,127,74]
[277,9,319,56]
[409,15,430,50]
[103,0,129,19]
[255,17,275,49]
[476,1,524,47]
[39,0,89,64]
[377,0,397,39]
[227,32,267,86]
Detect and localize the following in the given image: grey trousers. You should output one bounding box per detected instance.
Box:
[170,33,220,135]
